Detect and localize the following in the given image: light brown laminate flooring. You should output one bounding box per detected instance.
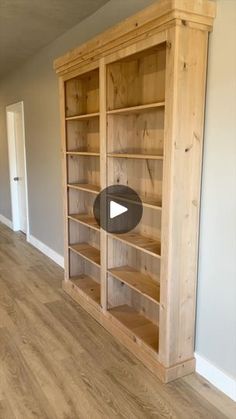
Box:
[0,223,235,418]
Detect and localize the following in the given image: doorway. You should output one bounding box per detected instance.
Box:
[6,101,29,237]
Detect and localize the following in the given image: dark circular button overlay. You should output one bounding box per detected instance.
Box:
[93,185,143,234]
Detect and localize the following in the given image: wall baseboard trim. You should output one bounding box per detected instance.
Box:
[28,234,64,268]
[195,353,236,402]
[0,214,13,229]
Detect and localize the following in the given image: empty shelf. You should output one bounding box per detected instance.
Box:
[107,153,163,160]
[68,183,100,194]
[70,275,100,305]
[109,305,159,351]
[68,214,100,231]
[66,112,99,121]
[66,151,100,156]
[110,232,161,258]
[108,266,160,304]
[107,191,162,210]
[107,102,165,115]
[69,243,100,267]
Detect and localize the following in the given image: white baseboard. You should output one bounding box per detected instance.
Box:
[195,353,236,402]
[28,234,64,268]
[0,214,13,229]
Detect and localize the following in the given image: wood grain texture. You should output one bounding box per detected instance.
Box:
[56,0,217,383]
[69,243,100,267]
[0,223,234,418]
[108,265,160,304]
[54,0,216,76]
[109,232,161,258]
[159,24,209,367]
[68,213,100,231]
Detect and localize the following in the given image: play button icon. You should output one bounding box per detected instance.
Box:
[93,185,143,234]
[110,201,128,219]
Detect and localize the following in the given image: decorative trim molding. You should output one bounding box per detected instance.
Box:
[27,234,64,268]
[195,353,236,402]
[54,0,216,76]
[0,214,13,229]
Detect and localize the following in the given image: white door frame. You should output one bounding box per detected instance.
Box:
[6,101,30,239]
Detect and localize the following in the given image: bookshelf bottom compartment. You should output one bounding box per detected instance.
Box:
[109,305,159,352]
[69,250,100,306]
[70,275,100,305]
[108,274,159,352]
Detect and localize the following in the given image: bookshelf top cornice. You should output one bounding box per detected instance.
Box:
[54,0,216,76]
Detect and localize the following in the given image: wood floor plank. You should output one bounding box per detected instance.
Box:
[45,297,138,368]
[0,327,56,419]
[20,345,87,419]
[183,374,236,419]
[0,222,234,419]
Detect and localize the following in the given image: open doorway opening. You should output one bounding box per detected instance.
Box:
[6,101,29,238]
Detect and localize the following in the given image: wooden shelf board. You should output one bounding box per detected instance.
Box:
[68,213,100,231]
[107,102,165,115]
[109,305,159,351]
[66,112,99,121]
[108,266,160,304]
[69,243,100,267]
[66,151,100,157]
[107,153,163,160]
[107,191,162,210]
[67,183,100,194]
[109,232,161,258]
[140,195,162,210]
[69,275,100,306]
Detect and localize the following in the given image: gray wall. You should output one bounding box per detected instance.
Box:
[0,0,235,381]
[196,0,236,379]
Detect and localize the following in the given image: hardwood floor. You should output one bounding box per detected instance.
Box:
[0,223,235,419]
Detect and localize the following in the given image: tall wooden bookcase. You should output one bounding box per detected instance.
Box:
[54,0,216,382]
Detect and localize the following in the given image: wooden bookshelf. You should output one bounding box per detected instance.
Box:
[55,0,216,383]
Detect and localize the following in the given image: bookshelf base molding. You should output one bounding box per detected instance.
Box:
[55,0,216,384]
[63,279,196,383]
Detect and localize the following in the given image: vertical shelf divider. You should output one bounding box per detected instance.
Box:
[59,77,69,279]
[100,58,108,311]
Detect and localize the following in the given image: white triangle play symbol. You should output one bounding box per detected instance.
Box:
[110,200,128,219]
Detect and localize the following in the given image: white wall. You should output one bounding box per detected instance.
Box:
[196,0,236,397]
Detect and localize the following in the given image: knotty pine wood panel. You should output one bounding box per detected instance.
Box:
[107,108,164,156]
[107,46,166,110]
[68,188,96,217]
[65,68,99,117]
[66,117,99,153]
[107,236,161,284]
[107,274,159,326]
[108,157,163,205]
[67,154,100,187]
